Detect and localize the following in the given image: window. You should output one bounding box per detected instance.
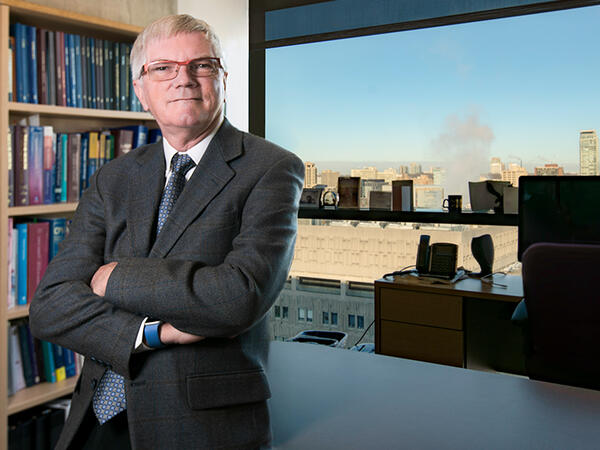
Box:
[357,315,364,329]
[298,308,305,321]
[322,311,329,324]
[348,314,356,328]
[282,306,288,319]
[331,312,338,326]
[274,305,280,318]
[307,309,313,322]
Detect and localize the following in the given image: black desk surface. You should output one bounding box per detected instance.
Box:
[266,341,600,449]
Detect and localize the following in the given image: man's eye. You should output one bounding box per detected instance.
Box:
[191,62,210,71]
[151,64,172,72]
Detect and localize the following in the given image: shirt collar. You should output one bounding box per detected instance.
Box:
[162,116,224,170]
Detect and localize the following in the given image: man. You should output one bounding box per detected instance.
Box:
[29,14,303,450]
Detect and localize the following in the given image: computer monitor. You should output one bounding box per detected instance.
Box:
[518,176,600,261]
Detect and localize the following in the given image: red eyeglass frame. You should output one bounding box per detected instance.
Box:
[140,57,222,79]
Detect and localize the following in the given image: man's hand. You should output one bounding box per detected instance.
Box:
[160,322,205,345]
[90,262,118,297]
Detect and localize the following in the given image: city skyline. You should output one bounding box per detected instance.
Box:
[266,5,600,176]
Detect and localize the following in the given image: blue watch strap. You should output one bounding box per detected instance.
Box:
[144,321,165,348]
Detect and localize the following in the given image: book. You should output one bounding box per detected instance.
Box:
[74,34,83,108]
[80,133,89,194]
[13,23,29,103]
[67,133,81,202]
[96,38,104,109]
[87,131,99,181]
[16,321,36,386]
[37,28,47,105]
[47,30,57,105]
[42,126,56,204]
[56,31,66,107]
[80,35,88,109]
[55,133,68,203]
[7,218,15,309]
[113,129,134,158]
[64,348,76,378]
[26,221,49,302]
[119,42,127,110]
[149,128,163,144]
[8,36,15,102]
[8,324,26,395]
[51,344,66,382]
[8,125,14,206]
[89,37,96,109]
[41,340,57,383]
[27,126,44,205]
[14,125,29,206]
[16,223,28,305]
[64,33,71,107]
[120,125,148,149]
[43,218,67,260]
[27,25,38,104]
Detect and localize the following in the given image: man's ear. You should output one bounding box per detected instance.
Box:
[222,72,228,101]
[133,79,149,112]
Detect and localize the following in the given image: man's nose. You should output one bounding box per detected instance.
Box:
[174,64,198,85]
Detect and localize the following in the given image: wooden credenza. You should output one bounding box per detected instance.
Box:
[375,274,523,368]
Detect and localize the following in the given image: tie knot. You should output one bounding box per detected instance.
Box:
[171,153,195,175]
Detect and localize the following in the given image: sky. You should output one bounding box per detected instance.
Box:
[265,5,600,176]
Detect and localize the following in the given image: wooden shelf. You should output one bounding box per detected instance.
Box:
[6,305,28,320]
[9,203,78,217]
[8,377,77,415]
[9,102,153,121]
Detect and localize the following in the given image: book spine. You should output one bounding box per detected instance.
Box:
[14,126,29,206]
[124,43,131,111]
[89,38,96,109]
[80,36,88,109]
[96,38,104,109]
[60,134,68,202]
[67,133,81,202]
[47,31,56,105]
[64,349,76,378]
[7,218,15,309]
[8,125,14,206]
[17,322,35,386]
[27,222,49,302]
[52,344,66,382]
[113,42,120,111]
[38,28,47,105]
[47,218,67,260]
[103,40,110,109]
[41,340,57,383]
[56,31,66,107]
[28,25,38,104]
[53,133,63,202]
[87,132,99,179]
[17,222,28,303]
[15,24,29,102]
[75,35,83,108]
[80,133,89,195]
[64,34,71,106]
[119,42,126,110]
[43,126,55,204]
[8,324,26,393]
[27,126,44,205]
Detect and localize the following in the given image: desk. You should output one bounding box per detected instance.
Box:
[374,274,523,369]
[267,341,600,449]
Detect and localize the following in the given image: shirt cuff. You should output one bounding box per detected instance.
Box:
[133,317,152,353]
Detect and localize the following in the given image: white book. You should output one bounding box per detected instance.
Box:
[8,324,26,395]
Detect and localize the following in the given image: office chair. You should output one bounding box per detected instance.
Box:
[514,242,600,390]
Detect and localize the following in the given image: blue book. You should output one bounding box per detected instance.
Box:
[149,128,162,144]
[89,38,96,109]
[16,223,28,305]
[13,24,29,102]
[43,218,66,260]
[64,349,76,378]
[120,125,148,149]
[51,344,66,381]
[80,133,89,195]
[27,25,38,104]
[28,126,44,205]
[17,322,35,386]
[41,340,57,383]
[64,34,71,106]
[69,34,78,108]
[75,35,83,108]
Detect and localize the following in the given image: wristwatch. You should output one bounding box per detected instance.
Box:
[144,320,165,348]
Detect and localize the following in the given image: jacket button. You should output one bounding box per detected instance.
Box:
[91,378,98,390]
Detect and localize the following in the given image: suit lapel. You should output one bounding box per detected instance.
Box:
[127,142,166,257]
[149,120,243,258]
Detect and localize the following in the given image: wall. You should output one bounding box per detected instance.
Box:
[177,0,249,131]
[21,0,175,27]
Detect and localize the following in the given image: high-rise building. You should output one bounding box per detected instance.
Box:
[304,161,318,188]
[579,130,599,175]
[351,167,378,179]
[432,167,446,186]
[490,157,503,175]
[502,164,528,187]
[408,163,422,175]
[534,164,564,176]
[321,170,340,189]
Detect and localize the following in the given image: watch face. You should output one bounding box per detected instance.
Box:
[322,190,338,206]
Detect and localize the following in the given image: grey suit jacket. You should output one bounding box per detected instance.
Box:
[29,119,304,449]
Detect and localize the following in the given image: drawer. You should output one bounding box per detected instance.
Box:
[380,320,464,367]
[379,287,462,330]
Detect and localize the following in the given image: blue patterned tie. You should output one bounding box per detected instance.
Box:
[156,153,196,235]
[92,153,195,424]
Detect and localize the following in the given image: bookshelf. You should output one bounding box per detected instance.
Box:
[0,1,154,448]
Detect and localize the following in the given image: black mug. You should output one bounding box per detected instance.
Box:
[443,195,462,213]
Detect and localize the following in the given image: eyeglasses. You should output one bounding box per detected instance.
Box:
[140,57,222,81]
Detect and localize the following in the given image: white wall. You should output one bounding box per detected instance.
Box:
[177,0,249,131]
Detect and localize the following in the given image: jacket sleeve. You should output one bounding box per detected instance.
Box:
[103,152,304,338]
[29,166,144,379]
